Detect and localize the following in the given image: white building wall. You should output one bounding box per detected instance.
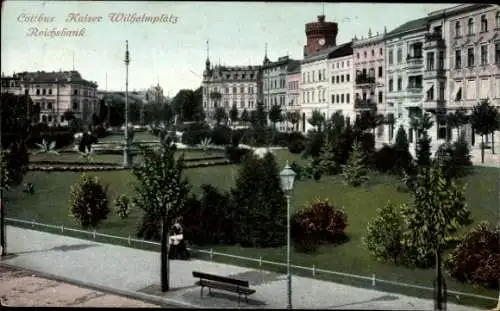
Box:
[327,55,356,124]
[299,58,329,132]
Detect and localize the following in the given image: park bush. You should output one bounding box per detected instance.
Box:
[434,136,472,180]
[179,185,235,246]
[445,221,500,289]
[210,125,232,145]
[291,199,348,253]
[303,130,324,158]
[69,174,110,229]
[289,161,304,180]
[372,145,397,173]
[341,140,369,187]
[364,202,404,263]
[136,212,161,241]
[224,146,251,163]
[114,194,132,220]
[181,122,211,146]
[288,139,306,154]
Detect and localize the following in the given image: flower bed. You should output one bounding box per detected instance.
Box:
[183,155,226,163]
[184,159,232,168]
[28,165,127,172]
[29,160,122,167]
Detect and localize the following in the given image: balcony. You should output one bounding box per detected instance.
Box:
[423,68,445,80]
[423,98,445,111]
[355,74,376,89]
[406,56,423,69]
[354,98,376,111]
[407,86,423,94]
[424,32,445,50]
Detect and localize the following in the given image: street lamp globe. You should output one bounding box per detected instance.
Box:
[279,161,296,193]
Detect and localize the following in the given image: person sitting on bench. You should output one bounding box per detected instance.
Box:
[168,216,190,260]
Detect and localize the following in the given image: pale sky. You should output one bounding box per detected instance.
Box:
[1,1,457,96]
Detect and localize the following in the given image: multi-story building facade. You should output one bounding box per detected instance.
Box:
[352,29,388,144]
[202,57,261,122]
[327,46,355,125]
[384,18,428,151]
[286,62,302,131]
[262,55,300,131]
[426,4,500,149]
[1,70,98,127]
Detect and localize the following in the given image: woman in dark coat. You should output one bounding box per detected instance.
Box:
[168,217,190,260]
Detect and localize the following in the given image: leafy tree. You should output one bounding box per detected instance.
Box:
[287,111,300,131]
[114,194,132,220]
[132,141,190,292]
[308,110,325,132]
[393,125,413,173]
[240,109,250,123]
[172,89,204,122]
[254,101,267,128]
[445,221,499,290]
[434,134,472,180]
[230,152,286,247]
[229,104,239,125]
[341,140,369,187]
[400,166,471,310]
[214,107,227,125]
[69,174,110,228]
[364,202,403,263]
[410,111,434,168]
[446,108,469,140]
[268,104,283,129]
[354,111,384,137]
[470,99,500,162]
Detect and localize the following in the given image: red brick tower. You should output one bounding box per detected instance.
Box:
[304,15,338,57]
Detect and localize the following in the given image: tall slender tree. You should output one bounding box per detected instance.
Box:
[470,99,500,163]
[268,104,283,130]
[308,110,326,132]
[132,140,190,292]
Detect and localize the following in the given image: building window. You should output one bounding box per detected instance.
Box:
[356,52,360,59]
[331,76,335,84]
[302,73,305,83]
[378,66,383,78]
[371,49,375,56]
[427,52,435,70]
[331,94,335,104]
[341,61,344,68]
[346,93,350,103]
[480,15,488,32]
[397,48,402,64]
[240,100,245,109]
[496,43,500,64]
[341,94,345,103]
[341,75,344,83]
[364,51,367,58]
[240,87,244,93]
[389,78,394,92]
[232,87,237,93]
[397,77,402,91]
[336,76,339,83]
[74,89,78,95]
[438,51,444,70]
[481,45,488,65]
[47,102,53,110]
[72,102,78,110]
[427,85,434,101]
[36,89,40,95]
[468,17,475,35]
[497,12,500,28]
[379,48,383,56]
[468,47,475,67]
[438,119,447,140]
[388,50,393,65]
[337,63,339,69]
[346,74,350,82]
[455,21,462,37]
[336,94,340,103]
[439,81,445,101]
[378,91,383,104]
[455,49,462,68]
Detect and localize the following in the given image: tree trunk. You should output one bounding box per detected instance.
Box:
[495,288,500,311]
[0,194,6,257]
[160,216,170,292]
[434,246,445,311]
[481,135,485,164]
[492,132,495,154]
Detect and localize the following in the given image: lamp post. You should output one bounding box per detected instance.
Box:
[279,161,296,310]
[123,40,131,168]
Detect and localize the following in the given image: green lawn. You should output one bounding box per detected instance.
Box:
[4,149,499,308]
[99,131,160,143]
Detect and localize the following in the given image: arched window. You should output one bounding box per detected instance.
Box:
[496,12,500,27]
[468,17,475,35]
[480,15,488,32]
[455,21,462,37]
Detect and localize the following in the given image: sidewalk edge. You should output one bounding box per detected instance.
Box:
[0,261,202,309]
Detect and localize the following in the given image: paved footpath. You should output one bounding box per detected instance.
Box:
[0,226,487,310]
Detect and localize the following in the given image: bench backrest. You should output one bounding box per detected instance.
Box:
[192,271,249,287]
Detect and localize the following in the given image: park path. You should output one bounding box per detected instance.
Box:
[0,226,487,310]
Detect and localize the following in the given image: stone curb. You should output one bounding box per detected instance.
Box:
[0,261,202,309]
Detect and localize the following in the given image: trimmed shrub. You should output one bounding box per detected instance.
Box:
[364,202,404,263]
[114,194,131,220]
[288,139,306,154]
[303,130,324,158]
[224,146,251,163]
[372,145,397,173]
[445,221,500,289]
[211,125,232,146]
[291,199,348,253]
[69,174,110,229]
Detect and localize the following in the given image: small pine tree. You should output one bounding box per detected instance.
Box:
[114,194,131,220]
[69,174,110,229]
[393,125,412,173]
[341,140,369,187]
[318,134,337,175]
[416,132,432,168]
[364,202,404,263]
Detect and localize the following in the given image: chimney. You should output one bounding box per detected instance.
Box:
[318,15,325,22]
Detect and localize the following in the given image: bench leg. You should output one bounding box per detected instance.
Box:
[238,293,241,306]
[200,286,203,299]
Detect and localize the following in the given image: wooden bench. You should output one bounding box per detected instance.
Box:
[192,271,256,305]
